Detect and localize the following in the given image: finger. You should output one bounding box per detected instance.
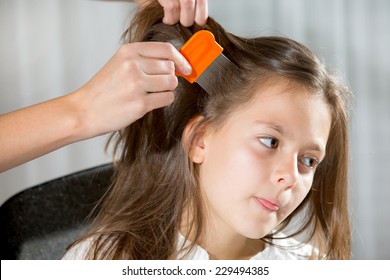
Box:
[159,0,180,25]
[140,58,175,75]
[179,0,196,27]
[145,91,176,111]
[143,74,178,93]
[194,0,208,26]
[136,42,192,75]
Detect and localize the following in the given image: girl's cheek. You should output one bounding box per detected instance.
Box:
[235,146,272,185]
[301,174,315,193]
[291,178,313,207]
[248,143,273,169]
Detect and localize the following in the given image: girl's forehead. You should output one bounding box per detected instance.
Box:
[228,77,321,113]
[240,80,326,115]
[215,81,331,140]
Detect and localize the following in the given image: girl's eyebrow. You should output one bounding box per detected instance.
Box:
[305,142,326,158]
[253,120,284,135]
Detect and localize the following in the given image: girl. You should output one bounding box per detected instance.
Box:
[64,1,351,260]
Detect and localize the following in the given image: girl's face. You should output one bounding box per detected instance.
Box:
[193,80,331,240]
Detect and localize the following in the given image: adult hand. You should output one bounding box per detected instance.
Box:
[117,1,209,26]
[156,0,208,27]
[158,0,208,27]
[0,42,191,172]
[0,0,202,172]
[73,41,192,139]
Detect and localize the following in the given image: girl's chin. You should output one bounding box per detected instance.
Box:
[238,227,272,240]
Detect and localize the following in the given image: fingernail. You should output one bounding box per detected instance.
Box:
[183,64,192,75]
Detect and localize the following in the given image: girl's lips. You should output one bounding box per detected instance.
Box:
[255,197,280,211]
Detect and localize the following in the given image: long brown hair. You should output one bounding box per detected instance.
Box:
[69,1,351,259]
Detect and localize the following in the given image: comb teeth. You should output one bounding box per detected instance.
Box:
[196,53,238,94]
[175,30,239,94]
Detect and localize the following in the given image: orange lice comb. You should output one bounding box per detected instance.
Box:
[177,30,223,83]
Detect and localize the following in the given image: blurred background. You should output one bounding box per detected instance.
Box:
[0,0,389,259]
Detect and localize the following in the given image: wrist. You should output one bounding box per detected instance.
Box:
[62,89,93,142]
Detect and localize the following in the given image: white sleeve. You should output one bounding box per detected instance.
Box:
[62,238,93,260]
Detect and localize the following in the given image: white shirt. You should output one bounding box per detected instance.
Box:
[63,232,314,260]
[175,233,314,260]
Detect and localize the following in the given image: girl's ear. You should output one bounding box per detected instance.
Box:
[182,115,208,164]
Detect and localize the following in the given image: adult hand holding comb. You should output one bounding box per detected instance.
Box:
[66,0,210,137]
[0,0,207,172]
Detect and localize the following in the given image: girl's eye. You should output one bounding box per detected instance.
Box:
[300,157,319,169]
[259,137,279,149]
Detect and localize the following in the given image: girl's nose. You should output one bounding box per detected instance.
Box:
[271,156,299,190]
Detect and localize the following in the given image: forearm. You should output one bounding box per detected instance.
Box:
[0,24,194,172]
[0,93,84,172]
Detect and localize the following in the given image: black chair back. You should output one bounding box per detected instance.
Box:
[0,164,113,259]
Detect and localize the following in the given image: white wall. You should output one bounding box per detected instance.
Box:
[1,0,389,259]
